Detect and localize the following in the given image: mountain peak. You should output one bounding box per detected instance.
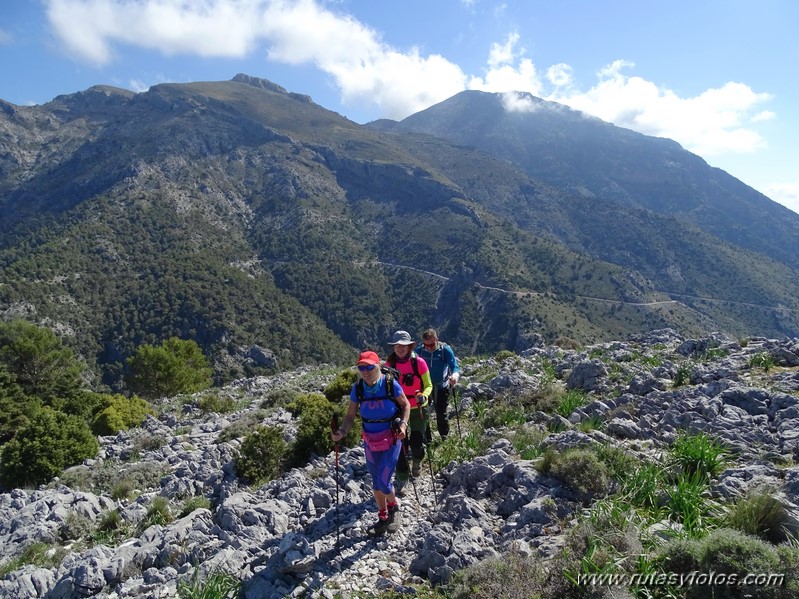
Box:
[231,73,288,94]
[231,73,313,104]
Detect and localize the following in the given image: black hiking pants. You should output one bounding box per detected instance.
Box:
[397,406,427,476]
[426,385,451,440]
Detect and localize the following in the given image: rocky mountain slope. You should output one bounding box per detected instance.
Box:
[2,329,799,598]
[1,75,799,390]
[376,90,799,270]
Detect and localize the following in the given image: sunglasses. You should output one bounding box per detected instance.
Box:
[423,334,435,340]
[357,364,377,372]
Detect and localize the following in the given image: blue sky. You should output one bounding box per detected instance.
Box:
[2,0,798,215]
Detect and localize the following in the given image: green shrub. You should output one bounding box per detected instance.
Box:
[0,406,99,490]
[287,393,359,465]
[0,542,67,578]
[543,447,611,498]
[217,410,269,443]
[323,369,357,402]
[694,529,782,599]
[669,431,728,480]
[196,393,237,414]
[139,496,173,531]
[749,352,775,372]
[111,479,135,500]
[444,550,548,599]
[0,364,34,445]
[235,425,288,485]
[674,362,692,387]
[177,568,241,599]
[179,496,212,518]
[91,394,153,435]
[261,388,302,409]
[495,349,517,362]
[724,491,792,544]
[667,472,719,537]
[132,433,166,454]
[126,337,212,399]
[59,511,94,541]
[658,536,703,576]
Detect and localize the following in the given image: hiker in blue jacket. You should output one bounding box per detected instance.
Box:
[332,350,411,535]
[416,328,460,440]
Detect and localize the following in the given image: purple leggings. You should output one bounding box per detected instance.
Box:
[364,439,403,494]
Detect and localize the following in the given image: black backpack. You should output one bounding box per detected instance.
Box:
[387,351,422,388]
[355,365,402,423]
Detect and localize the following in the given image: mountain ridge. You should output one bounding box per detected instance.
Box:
[1,75,797,388]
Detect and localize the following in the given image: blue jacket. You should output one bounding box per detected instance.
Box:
[415,341,459,388]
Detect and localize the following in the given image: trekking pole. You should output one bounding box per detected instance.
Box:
[416,393,438,503]
[451,382,463,441]
[394,418,420,504]
[330,413,340,549]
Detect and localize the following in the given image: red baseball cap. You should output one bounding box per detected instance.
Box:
[357,350,380,366]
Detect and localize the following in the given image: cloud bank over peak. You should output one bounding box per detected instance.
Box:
[43,0,785,203]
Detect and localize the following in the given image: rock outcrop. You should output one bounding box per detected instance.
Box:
[2,329,799,598]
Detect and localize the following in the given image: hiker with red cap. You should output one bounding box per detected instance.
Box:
[331,350,411,536]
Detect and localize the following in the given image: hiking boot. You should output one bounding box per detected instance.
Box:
[411,460,422,477]
[393,477,406,497]
[368,516,391,536]
[387,503,401,533]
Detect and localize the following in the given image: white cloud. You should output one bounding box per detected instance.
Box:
[549,60,773,157]
[468,32,543,96]
[0,28,12,45]
[764,182,799,215]
[128,79,150,93]
[43,0,775,152]
[752,110,775,122]
[546,63,573,88]
[44,0,467,119]
[487,31,519,67]
[45,0,263,66]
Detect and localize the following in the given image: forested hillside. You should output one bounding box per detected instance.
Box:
[1,75,798,390]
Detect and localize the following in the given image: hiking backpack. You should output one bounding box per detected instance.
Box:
[387,351,423,388]
[355,365,402,423]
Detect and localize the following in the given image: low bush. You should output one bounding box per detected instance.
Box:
[139,497,173,531]
[196,393,238,414]
[217,409,269,443]
[177,568,241,599]
[668,430,728,481]
[0,406,99,489]
[235,425,288,485]
[179,496,212,518]
[287,393,359,465]
[660,528,797,598]
[724,490,793,544]
[323,369,357,402]
[540,447,611,499]
[59,511,94,542]
[444,550,548,599]
[91,394,153,436]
